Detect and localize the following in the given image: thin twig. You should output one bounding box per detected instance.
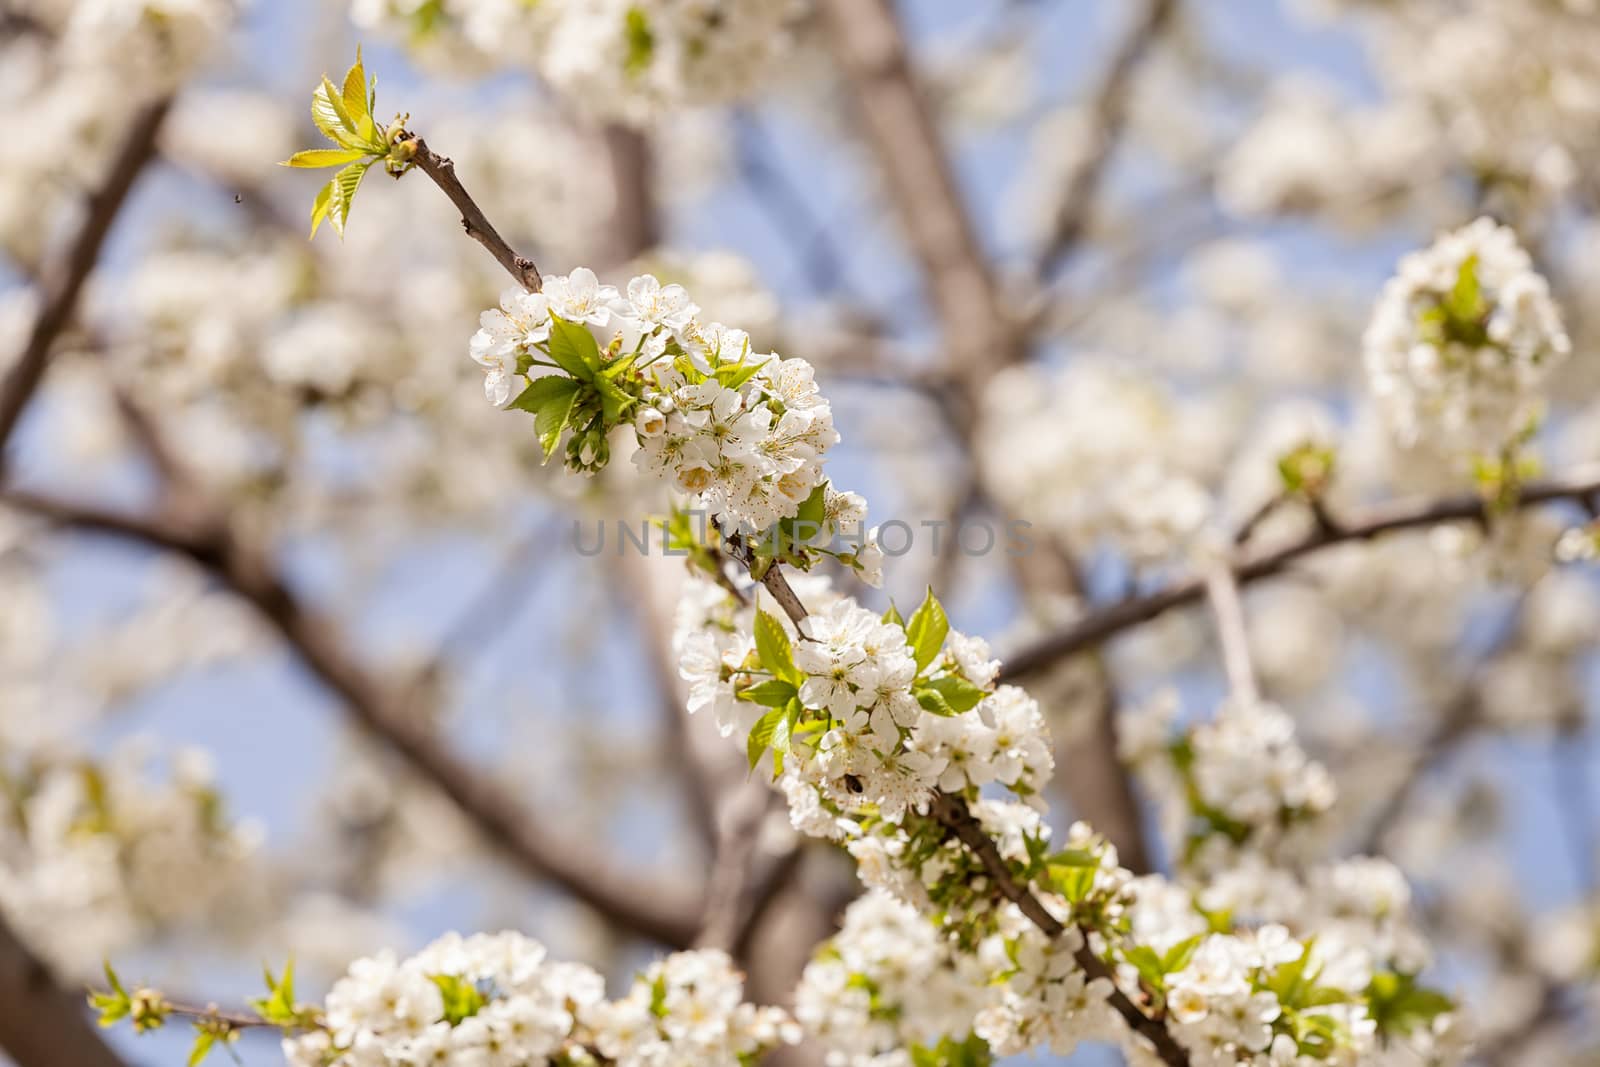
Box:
[1002,466,1600,681]
[0,97,172,471]
[401,135,543,292]
[1034,0,1181,279]
[1204,562,1258,704]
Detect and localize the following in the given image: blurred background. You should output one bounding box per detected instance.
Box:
[2,0,1599,1064]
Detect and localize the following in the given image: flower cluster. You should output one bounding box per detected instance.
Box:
[1123,694,1338,874]
[283,931,793,1067]
[1364,216,1570,461]
[64,0,234,92]
[973,921,1121,1058]
[472,269,868,552]
[677,581,1051,825]
[0,743,257,978]
[979,359,1215,566]
[352,0,806,120]
[795,891,990,1066]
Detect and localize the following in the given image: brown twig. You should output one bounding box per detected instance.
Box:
[1001,465,1600,681]
[0,97,171,471]
[1034,0,1181,279]
[402,135,543,292]
[1,485,702,948]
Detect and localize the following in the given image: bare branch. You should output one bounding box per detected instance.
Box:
[1,487,702,948]
[814,0,1021,395]
[0,97,171,469]
[1204,562,1258,704]
[401,136,543,292]
[1034,0,1181,278]
[0,912,131,1067]
[1002,465,1600,681]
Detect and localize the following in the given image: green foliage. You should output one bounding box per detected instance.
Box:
[905,589,949,675]
[1277,442,1336,497]
[746,704,794,776]
[908,1033,993,1067]
[1418,254,1491,350]
[753,610,801,685]
[89,962,132,1028]
[623,7,655,76]
[281,48,412,239]
[90,962,173,1035]
[507,318,640,473]
[251,960,301,1025]
[764,482,829,566]
[738,679,799,707]
[185,1018,240,1067]
[429,974,486,1025]
[1364,971,1454,1038]
[914,674,987,715]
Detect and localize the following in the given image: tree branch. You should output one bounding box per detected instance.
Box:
[1,486,702,948]
[814,0,1020,395]
[402,136,543,292]
[1002,466,1600,681]
[0,912,132,1067]
[1033,0,1180,278]
[815,0,1152,874]
[0,97,171,470]
[1204,562,1258,703]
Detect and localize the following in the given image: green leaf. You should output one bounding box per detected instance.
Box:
[1161,934,1203,974]
[311,80,367,152]
[594,374,635,425]
[909,1034,993,1067]
[906,589,949,674]
[623,7,655,76]
[1365,971,1454,1037]
[308,179,335,238]
[547,317,601,381]
[796,481,828,529]
[713,356,768,392]
[103,961,127,999]
[281,148,369,169]
[187,1031,215,1067]
[327,159,375,239]
[914,685,957,717]
[919,674,986,714]
[882,601,904,627]
[738,679,798,707]
[1125,945,1167,991]
[429,974,485,1025]
[747,706,786,771]
[754,610,800,684]
[532,379,583,462]
[342,48,371,127]
[320,76,360,137]
[512,374,580,415]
